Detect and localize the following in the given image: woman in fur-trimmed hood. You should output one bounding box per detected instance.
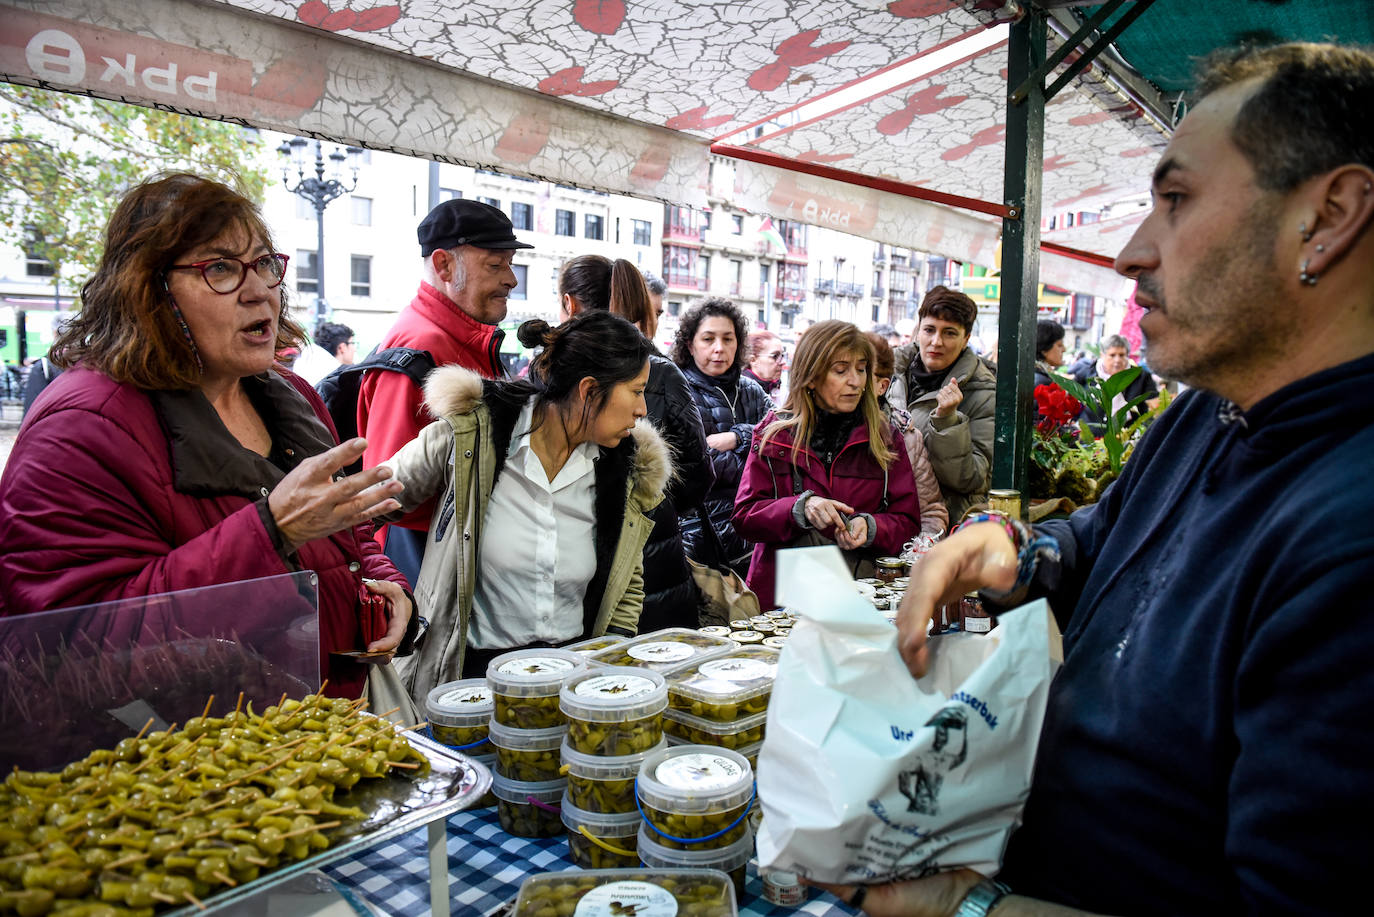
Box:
[382,311,671,701]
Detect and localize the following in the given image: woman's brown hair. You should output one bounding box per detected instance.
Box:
[760,319,895,469]
[558,254,653,335]
[51,172,305,389]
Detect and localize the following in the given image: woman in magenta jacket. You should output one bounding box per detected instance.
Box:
[732,320,921,609]
[0,174,413,700]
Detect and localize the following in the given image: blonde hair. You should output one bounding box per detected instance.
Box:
[760,320,895,469]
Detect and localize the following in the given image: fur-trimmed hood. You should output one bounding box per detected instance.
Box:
[422,364,671,506]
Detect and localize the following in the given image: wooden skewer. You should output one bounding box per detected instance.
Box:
[169,796,234,822]
[103,851,149,871]
[385,760,421,770]
[373,706,401,720]
[276,820,341,841]
[193,821,248,841]
[200,694,216,721]
[402,721,429,732]
[276,692,288,709]
[150,891,178,904]
[234,691,245,723]
[211,870,237,887]
[0,852,40,864]
[244,854,270,867]
[184,890,206,911]
[133,718,156,741]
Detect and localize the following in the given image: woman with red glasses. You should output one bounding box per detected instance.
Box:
[0,173,414,702]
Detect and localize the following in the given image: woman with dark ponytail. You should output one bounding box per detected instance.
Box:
[559,255,712,631]
[380,310,670,699]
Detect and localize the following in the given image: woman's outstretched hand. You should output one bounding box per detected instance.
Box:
[269,438,404,554]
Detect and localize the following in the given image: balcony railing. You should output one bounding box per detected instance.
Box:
[814,278,834,294]
[837,281,865,297]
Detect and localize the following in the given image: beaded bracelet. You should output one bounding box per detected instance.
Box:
[954,511,1059,592]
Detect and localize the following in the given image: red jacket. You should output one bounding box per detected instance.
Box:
[357,282,505,530]
[0,367,407,698]
[732,412,921,608]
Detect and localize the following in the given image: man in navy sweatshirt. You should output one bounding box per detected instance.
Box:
[824,42,1374,917]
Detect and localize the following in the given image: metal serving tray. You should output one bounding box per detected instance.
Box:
[162,730,491,916]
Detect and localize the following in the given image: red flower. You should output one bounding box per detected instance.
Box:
[1034,384,1080,433]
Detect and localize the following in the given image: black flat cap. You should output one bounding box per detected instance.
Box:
[418,199,534,256]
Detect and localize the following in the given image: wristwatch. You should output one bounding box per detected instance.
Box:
[953,878,1011,917]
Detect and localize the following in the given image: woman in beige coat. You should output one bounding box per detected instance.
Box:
[382,312,670,701]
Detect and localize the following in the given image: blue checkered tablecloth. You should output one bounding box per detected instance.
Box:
[324,804,857,917]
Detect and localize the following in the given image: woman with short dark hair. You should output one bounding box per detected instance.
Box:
[671,298,770,575]
[888,286,997,523]
[0,173,413,699]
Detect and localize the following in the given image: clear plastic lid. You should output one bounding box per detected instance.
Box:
[765,609,792,620]
[762,636,788,649]
[663,706,767,738]
[698,625,733,638]
[729,630,764,644]
[563,634,630,655]
[487,720,566,752]
[424,678,493,727]
[635,744,754,814]
[559,792,642,836]
[666,646,778,709]
[486,648,585,698]
[490,773,567,805]
[666,735,762,766]
[559,667,668,723]
[585,627,738,675]
[560,737,666,780]
[636,824,754,872]
[513,869,737,916]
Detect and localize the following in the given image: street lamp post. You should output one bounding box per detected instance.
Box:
[276,137,364,328]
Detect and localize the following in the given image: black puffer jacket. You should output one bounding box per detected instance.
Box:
[678,363,770,573]
[639,355,713,632]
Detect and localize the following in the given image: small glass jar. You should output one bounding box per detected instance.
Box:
[988,488,1023,521]
[960,592,995,634]
[875,556,907,584]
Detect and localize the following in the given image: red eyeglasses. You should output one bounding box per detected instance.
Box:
[166,253,290,294]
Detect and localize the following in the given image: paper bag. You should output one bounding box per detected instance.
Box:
[755,546,1061,884]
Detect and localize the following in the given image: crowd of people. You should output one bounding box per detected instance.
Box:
[0,38,1369,917]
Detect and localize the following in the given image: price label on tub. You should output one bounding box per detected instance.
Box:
[438,686,491,707]
[574,881,677,917]
[627,641,695,663]
[495,655,578,676]
[574,673,658,700]
[696,657,775,688]
[655,752,746,789]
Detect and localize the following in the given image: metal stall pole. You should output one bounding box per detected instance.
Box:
[993,9,1047,508]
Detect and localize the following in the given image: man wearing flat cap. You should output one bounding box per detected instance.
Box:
[357,199,533,578]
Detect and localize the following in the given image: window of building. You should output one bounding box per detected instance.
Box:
[556,209,575,236]
[664,245,696,288]
[511,202,533,231]
[440,187,462,201]
[350,255,371,297]
[511,264,528,300]
[702,211,712,230]
[350,196,372,226]
[22,229,54,277]
[730,259,742,295]
[731,214,744,234]
[296,250,318,294]
[632,219,651,246]
[478,196,500,209]
[585,214,604,241]
[698,254,712,289]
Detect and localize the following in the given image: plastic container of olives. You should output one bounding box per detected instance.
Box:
[698,625,733,638]
[662,707,767,750]
[487,648,585,729]
[666,735,763,772]
[559,667,667,757]
[491,774,567,838]
[665,646,777,724]
[487,720,565,782]
[563,633,630,655]
[561,793,642,869]
[637,824,754,902]
[635,744,754,851]
[561,737,664,815]
[511,868,737,917]
[762,635,787,649]
[470,751,499,807]
[424,678,494,753]
[586,627,738,675]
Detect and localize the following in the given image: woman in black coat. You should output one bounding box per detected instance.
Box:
[559,256,713,630]
[671,298,770,577]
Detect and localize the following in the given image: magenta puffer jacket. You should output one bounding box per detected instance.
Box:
[0,367,408,699]
[732,412,921,608]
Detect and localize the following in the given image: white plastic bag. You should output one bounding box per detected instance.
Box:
[756,546,1061,884]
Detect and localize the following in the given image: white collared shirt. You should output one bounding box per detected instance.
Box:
[467,399,598,650]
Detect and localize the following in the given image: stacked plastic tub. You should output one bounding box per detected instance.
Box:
[662,645,779,769]
[557,666,668,868]
[423,678,497,806]
[486,648,586,837]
